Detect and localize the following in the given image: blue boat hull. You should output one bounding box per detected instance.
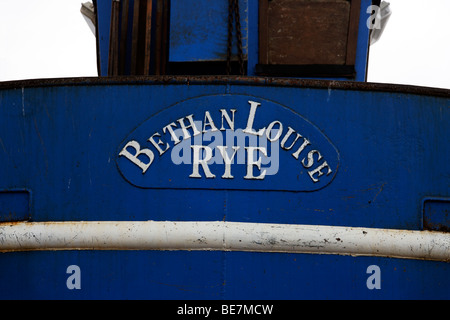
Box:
[0,77,448,299]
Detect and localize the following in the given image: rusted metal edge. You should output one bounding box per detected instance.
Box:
[0,76,449,98]
[0,221,449,262]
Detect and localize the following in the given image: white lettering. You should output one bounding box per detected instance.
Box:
[119,140,154,173]
[301,149,322,169]
[216,146,240,179]
[178,114,201,140]
[148,132,170,156]
[119,101,335,185]
[292,137,311,160]
[243,101,265,136]
[244,147,267,180]
[189,145,215,178]
[203,111,219,133]
[221,304,273,315]
[308,161,332,183]
[265,120,283,142]
[280,126,302,151]
[163,122,181,144]
[177,304,211,317]
[220,109,236,131]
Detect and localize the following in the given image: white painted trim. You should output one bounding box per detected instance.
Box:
[0,221,449,261]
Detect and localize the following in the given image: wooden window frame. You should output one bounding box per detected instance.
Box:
[257,0,361,78]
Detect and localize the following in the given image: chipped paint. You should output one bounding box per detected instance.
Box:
[0,221,449,261]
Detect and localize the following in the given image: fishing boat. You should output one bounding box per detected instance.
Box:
[0,0,448,300]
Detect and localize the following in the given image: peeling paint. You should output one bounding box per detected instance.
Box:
[0,221,449,262]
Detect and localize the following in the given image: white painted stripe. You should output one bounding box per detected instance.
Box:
[0,221,449,261]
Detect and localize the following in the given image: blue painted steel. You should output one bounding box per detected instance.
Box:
[355,0,372,81]
[0,190,30,222]
[0,82,448,228]
[169,0,249,62]
[1,251,449,299]
[423,198,450,231]
[0,79,448,299]
[96,0,112,76]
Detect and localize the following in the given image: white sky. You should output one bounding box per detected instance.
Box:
[0,0,97,81]
[368,0,450,89]
[0,0,449,89]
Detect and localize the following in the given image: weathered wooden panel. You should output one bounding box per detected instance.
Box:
[267,0,350,65]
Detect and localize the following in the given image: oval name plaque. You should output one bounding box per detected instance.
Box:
[117,95,339,191]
